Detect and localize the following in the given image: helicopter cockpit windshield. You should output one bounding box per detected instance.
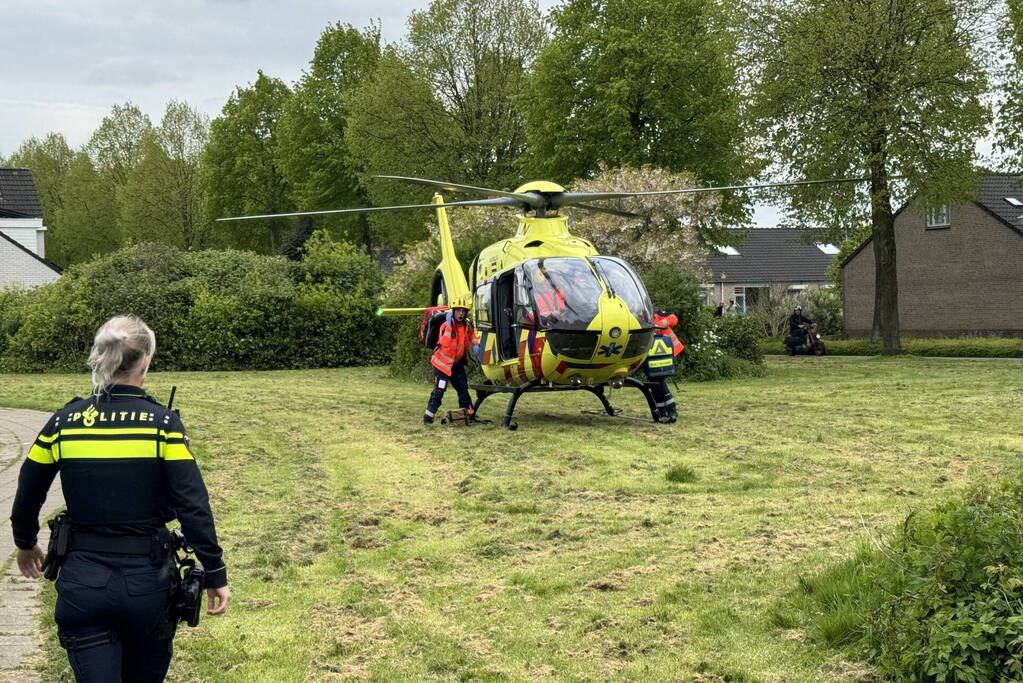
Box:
[521,258,602,330]
[590,257,654,327]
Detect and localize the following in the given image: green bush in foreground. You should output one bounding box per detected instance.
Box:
[0,233,394,372]
[778,476,1023,681]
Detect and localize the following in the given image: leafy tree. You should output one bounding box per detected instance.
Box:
[85,102,152,186]
[121,101,211,250]
[752,0,995,353]
[998,0,1023,158]
[523,0,753,196]
[567,166,723,270]
[277,23,381,252]
[53,153,120,265]
[346,0,547,248]
[202,71,294,253]
[405,0,546,184]
[5,134,75,266]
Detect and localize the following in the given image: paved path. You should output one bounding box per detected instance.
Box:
[0,408,62,682]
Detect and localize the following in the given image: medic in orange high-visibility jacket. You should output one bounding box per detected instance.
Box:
[643,310,685,423]
[424,298,479,424]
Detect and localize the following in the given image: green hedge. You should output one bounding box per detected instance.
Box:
[0,232,394,372]
[775,475,1023,681]
[759,336,1023,358]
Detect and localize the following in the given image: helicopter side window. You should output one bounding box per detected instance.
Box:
[591,257,653,326]
[515,273,536,328]
[474,285,492,330]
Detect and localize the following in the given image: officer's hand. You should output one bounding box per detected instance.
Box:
[16,546,45,579]
[207,586,230,615]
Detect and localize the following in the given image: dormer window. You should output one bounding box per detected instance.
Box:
[715,245,740,256]
[926,204,950,228]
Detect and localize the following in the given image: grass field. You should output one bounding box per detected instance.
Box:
[2,357,1021,682]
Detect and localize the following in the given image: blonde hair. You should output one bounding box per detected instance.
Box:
[88,315,156,396]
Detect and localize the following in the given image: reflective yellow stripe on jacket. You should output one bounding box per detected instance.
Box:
[32,427,194,461]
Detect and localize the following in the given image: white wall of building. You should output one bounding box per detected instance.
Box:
[0,235,59,288]
[0,217,47,256]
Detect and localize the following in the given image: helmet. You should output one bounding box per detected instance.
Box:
[794,305,802,312]
[449,295,473,311]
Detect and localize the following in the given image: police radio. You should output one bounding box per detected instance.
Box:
[170,528,204,627]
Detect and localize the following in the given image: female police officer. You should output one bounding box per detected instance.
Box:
[10,315,229,682]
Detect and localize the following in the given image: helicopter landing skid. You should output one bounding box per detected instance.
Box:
[470,377,661,430]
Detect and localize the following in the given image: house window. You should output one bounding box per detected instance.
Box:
[734,287,746,312]
[700,285,713,305]
[926,204,950,228]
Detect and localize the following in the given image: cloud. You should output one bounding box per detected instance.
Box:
[0,99,107,156]
[85,58,187,88]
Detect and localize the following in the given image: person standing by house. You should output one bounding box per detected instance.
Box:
[724,299,739,315]
[713,302,724,317]
[643,310,685,423]
[11,315,229,682]
[424,298,478,424]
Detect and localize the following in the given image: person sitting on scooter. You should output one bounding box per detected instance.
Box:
[788,306,813,342]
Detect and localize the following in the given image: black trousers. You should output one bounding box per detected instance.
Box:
[650,378,677,416]
[55,551,176,683]
[425,364,472,418]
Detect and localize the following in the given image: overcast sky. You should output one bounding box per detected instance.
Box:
[1,0,790,224]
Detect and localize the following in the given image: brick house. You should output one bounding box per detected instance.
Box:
[704,228,837,310]
[841,174,1023,336]
[0,168,61,289]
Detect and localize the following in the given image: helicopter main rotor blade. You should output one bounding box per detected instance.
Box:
[217,197,522,222]
[570,203,645,219]
[552,177,872,207]
[375,175,543,207]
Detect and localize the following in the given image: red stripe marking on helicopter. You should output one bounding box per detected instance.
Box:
[503,365,513,382]
[482,349,491,364]
[556,361,569,374]
[530,337,545,377]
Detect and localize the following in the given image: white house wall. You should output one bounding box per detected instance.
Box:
[0,218,46,256]
[0,236,59,288]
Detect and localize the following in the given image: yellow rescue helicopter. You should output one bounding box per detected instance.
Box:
[221,175,860,428]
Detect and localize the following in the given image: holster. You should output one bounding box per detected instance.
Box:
[41,512,70,581]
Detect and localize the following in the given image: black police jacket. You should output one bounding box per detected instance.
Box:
[9,385,227,588]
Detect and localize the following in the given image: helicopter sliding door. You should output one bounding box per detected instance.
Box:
[493,271,519,361]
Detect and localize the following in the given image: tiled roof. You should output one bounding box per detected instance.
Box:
[0,168,44,219]
[975,173,1023,236]
[706,228,834,283]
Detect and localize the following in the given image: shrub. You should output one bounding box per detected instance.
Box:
[800,287,843,335]
[745,285,794,338]
[778,475,1023,681]
[821,337,1023,358]
[0,232,393,372]
[712,314,763,362]
[640,262,708,347]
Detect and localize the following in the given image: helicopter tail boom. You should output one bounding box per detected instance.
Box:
[376,307,429,317]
